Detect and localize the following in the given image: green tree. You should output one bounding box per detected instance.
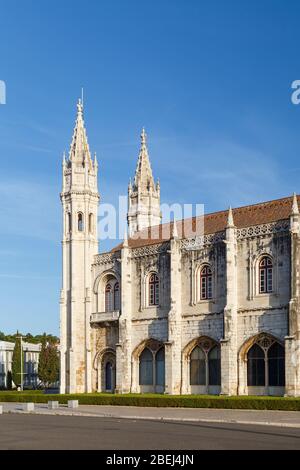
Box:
[6,371,12,390]
[38,337,59,388]
[11,334,24,388]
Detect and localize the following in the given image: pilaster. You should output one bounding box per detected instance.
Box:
[221,208,238,395]
[165,223,182,395]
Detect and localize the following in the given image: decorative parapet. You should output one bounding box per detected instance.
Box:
[181,231,225,251]
[236,220,289,240]
[181,220,290,251]
[131,242,170,258]
[93,251,121,266]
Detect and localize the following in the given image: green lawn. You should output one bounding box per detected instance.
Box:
[0,391,300,410]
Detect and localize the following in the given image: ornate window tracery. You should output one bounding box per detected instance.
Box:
[189,339,221,386]
[247,335,284,387]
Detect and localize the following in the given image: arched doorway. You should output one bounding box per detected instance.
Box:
[97,350,116,393]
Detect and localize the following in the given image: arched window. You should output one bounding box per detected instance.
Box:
[268,342,285,386]
[149,273,159,306]
[190,342,221,386]
[200,265,212,300]
[190,346,206,385]
[139,346,165,387]
[247,338,285,387]
[89,213,93,233]
[105,283,113,312]
[78,212,84,232]
[155,348,165,386]
[139,348,153,385]
[114,282,120,310]
[259,256,273,294]
[247,344,265,386]
[208,345,221,385]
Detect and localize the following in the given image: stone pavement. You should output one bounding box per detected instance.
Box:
[1,401,300,428]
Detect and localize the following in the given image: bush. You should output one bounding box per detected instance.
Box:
[0,392,300,410]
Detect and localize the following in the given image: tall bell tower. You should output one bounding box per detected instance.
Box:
[60,99,99,393]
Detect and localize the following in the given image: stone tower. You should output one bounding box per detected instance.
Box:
[127,128,161,236]
[59,99,99,393]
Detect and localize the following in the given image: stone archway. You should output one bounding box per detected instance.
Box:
[96,348,116,393]
[181,336,221,395]
[238,333,285,396]
[131,339,165,394]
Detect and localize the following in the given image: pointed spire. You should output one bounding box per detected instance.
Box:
[227,206,235,228]
[292,192,299,215]
[123,228,128,248]
[171,219,178,239]
[69,98,92,169]
[62,151,67,166]
[94,152,98,169]
[133,128,156,192]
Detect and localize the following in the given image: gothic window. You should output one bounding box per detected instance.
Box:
[259,256,273,294]
[247,338,285,387]
[114,282,120,310]
[89,213,93,233]
[268,342,285,387]
[247,344,265,386]
[139,347,165,387]
[139,348,153,385]
[104,279,120,312]
[190,346,206,385]
[190,342,221,386]
[200,265,212,300]
[208,345,221,386]
[155,348,165,386]
[78,212,84,232]
[149,273,159,306]
[105,283,113,312]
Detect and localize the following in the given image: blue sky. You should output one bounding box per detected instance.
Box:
[1,0,300,335]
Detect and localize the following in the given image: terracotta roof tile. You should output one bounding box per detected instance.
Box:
[111,195,297,252]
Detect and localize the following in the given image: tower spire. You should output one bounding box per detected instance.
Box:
[133,127,155,192]
[69,98,92,168]
[292,192,299,215]
[227,206,235,228]
[127,128,161,236]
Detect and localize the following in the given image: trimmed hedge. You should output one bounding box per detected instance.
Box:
[0,392,300,410]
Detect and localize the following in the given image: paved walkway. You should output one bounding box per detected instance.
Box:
[1,401,300,428]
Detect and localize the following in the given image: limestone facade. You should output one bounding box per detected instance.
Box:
[60,102,300,396]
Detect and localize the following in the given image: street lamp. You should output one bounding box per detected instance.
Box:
[16,334,24,391]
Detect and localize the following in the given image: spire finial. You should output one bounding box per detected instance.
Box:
[141,127,147,146]
[123,228,128,248]
[77,97,83,115]
[292,192,299,215]
[171,219,178,239]
[227,206,235,227]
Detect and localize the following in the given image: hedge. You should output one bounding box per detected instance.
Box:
[1,392,300,410]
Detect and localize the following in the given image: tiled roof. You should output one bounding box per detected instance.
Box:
[111,195,297,251]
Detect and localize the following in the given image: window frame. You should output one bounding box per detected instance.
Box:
[148,273,159,307]
[200,265,213,300]
[259,256,273,294]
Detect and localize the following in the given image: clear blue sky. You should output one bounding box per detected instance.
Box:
[1,0,300,336]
